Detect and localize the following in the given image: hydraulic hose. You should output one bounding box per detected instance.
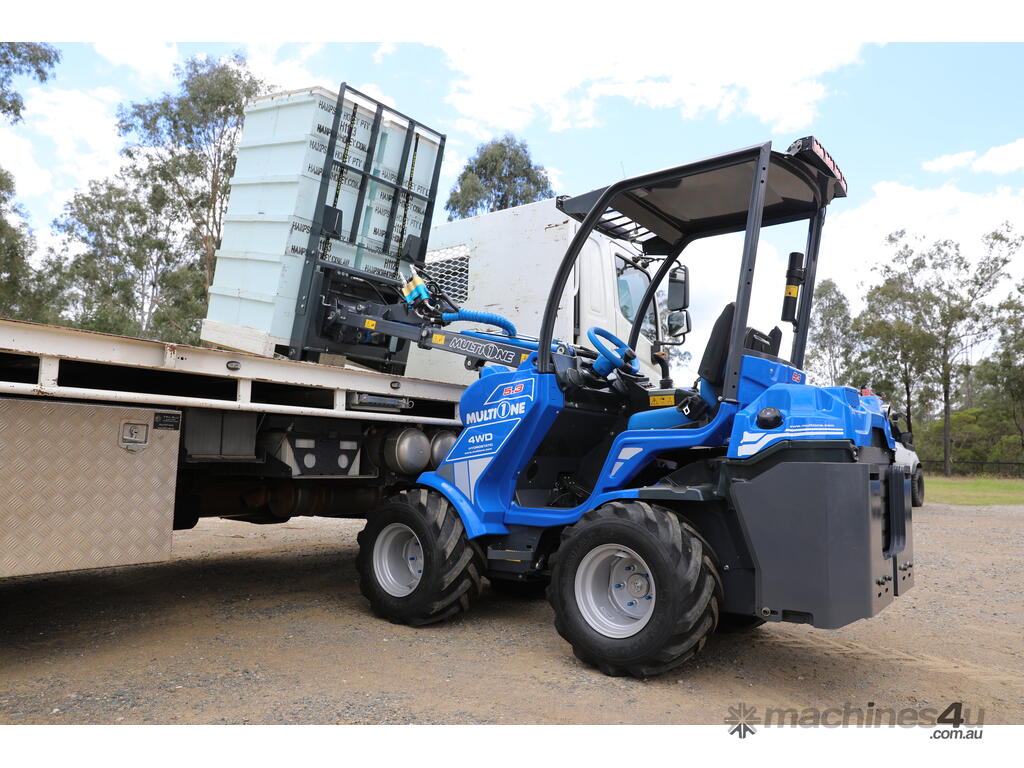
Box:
[441,309,517,338]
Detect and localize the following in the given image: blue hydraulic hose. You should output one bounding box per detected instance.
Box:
[441,309,517,338]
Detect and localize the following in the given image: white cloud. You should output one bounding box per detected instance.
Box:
[922,150,976,172]
[0,86,126,265]
[0,127,53,197]
[93,42,179,85]
[353,82,396,108]
[972,137,1024,174]
[820,181,1024,312]
[923,139,1024,175]
[453,118,491,142]
[438,147,465,194]
[545,165,564,192]
[22,86,125,195]
[373,43,396,65]
[664,179,1024,378]
[435,41,864,134]
[245,43,334,92]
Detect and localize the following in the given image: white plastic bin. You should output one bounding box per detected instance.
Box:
[202,86,443,356]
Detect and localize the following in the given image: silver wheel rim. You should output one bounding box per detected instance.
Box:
[373,522,424,597]
[574,543,656,638]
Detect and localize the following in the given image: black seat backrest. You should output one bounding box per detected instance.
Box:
[699,305,784,396]
[743,327,772,354]
[698,303,735,391]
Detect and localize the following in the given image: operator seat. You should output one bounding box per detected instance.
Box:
[627,303,736,430]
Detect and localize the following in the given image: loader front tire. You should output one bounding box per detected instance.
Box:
[357,488,484,626]
[548,501,721,678]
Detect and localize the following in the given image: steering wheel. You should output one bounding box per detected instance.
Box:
[587,327,640,377]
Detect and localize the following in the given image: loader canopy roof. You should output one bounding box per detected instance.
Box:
[556,136,847,255]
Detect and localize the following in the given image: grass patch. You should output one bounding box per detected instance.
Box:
[925,475,1024,506]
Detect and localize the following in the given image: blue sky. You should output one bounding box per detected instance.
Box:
[2,41,1023,362]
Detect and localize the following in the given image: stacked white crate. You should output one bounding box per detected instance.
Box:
[202,86,442,356]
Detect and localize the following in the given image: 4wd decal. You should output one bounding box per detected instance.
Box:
[445,418,521,462]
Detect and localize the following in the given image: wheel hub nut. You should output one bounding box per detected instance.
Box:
[626,573,649,597]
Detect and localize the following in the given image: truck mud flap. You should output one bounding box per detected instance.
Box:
[728,460,910,629]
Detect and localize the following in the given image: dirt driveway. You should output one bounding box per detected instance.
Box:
[1,502,1022,725]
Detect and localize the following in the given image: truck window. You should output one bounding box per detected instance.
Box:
[615,255,658,339]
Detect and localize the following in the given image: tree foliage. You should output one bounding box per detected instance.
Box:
[806,278,856,387]
[851,270,937,434]
[0,53,266,344]
[0,168,37,318]
[0,43,62,323]
[0,168,65,324]
[816,226,1021,473]
[0,42,60,122]
[977,281,1024,450]
[117,55,266,290]
[445,134,553,220]
[879,227,1015,473]
[53,164,199,341]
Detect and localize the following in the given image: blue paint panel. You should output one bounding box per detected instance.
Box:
[419,352,895,540]
[627,377,719,430]
[727,361,895,459]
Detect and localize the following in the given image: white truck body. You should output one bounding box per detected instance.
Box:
[0,318,464,579]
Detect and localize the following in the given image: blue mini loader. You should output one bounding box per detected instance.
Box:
[345,137,914,677]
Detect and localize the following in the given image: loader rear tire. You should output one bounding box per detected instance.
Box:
[548,501,721,678]
[356,488,484,626]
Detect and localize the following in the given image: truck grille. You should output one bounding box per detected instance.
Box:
[424,245,471,305]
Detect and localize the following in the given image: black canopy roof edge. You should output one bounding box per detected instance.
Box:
[556,136,847,255]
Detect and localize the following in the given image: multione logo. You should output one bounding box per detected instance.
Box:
[464,400,526,425]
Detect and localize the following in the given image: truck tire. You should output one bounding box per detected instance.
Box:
[548,501,721,678]
[356,488,484,626]
[911,466,925,507]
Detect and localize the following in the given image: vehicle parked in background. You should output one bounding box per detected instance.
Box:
[885,405,924,506]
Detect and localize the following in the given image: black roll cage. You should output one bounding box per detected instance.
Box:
[538,139,842,402]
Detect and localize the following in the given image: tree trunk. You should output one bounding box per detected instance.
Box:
[942,378,952,477]
[903,376,913,435]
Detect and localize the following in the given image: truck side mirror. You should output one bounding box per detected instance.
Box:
[667,309,691,339]
[667,266,689,311]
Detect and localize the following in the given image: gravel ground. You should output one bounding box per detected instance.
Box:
[1,501,1022,725]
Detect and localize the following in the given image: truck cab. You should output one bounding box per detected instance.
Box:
[404,200,664,386]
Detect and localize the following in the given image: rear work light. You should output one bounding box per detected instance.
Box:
[787,136,848,196]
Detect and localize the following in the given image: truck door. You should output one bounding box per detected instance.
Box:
[612,253,658,377]
[575,236,660,381]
